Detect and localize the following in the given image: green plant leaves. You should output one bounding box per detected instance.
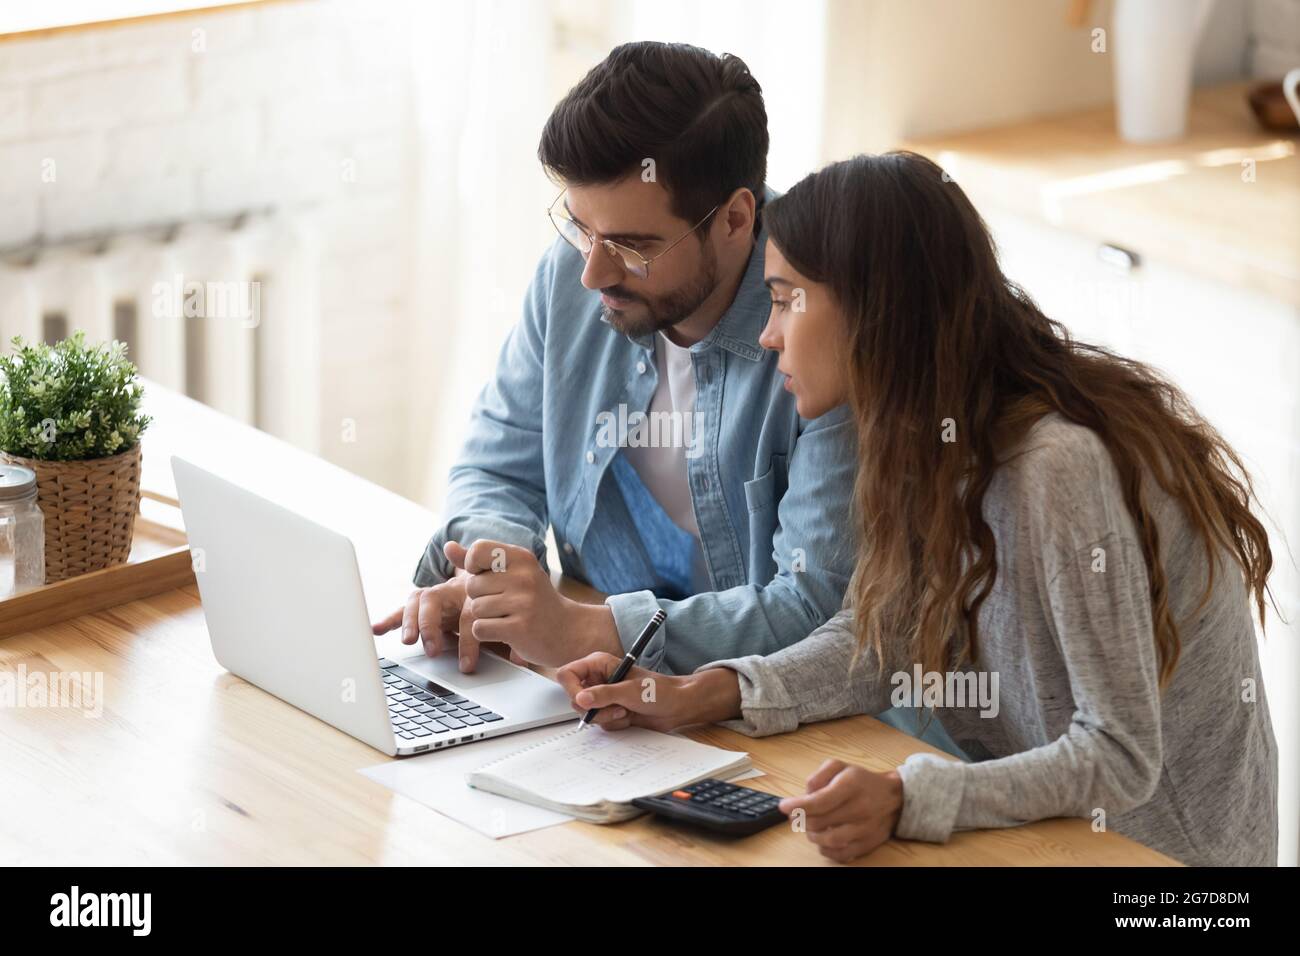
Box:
[0,330,151,462]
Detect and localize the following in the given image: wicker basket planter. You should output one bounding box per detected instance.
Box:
[0,444,142,584]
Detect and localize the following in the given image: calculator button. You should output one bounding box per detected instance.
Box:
[672,790,692,799]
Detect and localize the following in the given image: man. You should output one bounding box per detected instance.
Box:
[373,41,856,678]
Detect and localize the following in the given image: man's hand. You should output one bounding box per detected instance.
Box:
[778,760,904,864]
[371,574,471,658]
[446,539,623,672]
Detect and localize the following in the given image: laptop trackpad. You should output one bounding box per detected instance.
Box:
[394,647,523,689]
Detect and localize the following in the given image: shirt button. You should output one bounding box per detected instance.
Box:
[585,450,595,464]
[563,542,575,555]
[636,361,647,374]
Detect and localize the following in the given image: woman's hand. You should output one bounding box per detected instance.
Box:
[779,759,904,863]
[555,652,743,732]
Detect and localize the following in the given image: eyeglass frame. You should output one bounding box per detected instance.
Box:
[547,189,721,280]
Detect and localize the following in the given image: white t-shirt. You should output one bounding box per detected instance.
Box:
[624,332,700,536]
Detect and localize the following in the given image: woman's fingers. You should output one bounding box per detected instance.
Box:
[565,695,629,726]
[572,679,642,712]
[805,758,846,793]
[780,769,855,819]
[556,668,586,700]
[806,820,871,850]
[556,655,695,732]
[555,651,622,699]
[587,707,630,729]
[806,821,880,863]
[802,783,878,831]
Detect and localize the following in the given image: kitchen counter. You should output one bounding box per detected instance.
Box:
[903,82,1300,309]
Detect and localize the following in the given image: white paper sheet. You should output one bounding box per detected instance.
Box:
[359,726,765,839]
[470,725,751,808]
[360,726,575,838]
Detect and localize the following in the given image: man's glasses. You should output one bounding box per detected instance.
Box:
[547,189,720,279]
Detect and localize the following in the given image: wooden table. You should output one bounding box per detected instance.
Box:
[0,386,1177,865]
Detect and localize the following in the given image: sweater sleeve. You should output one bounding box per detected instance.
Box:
[895,529,1164,843]
[694,608,899,737]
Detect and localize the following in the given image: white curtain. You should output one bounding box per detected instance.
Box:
[404,0,559,506]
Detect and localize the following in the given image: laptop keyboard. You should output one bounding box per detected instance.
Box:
[379,658,503,743]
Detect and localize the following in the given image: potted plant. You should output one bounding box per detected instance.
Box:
[0,331,151,583]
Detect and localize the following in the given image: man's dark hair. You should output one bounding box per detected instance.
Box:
[538,41,768,233]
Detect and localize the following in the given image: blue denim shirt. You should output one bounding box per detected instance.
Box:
[414,211,858,675]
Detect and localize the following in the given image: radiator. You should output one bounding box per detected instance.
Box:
[0,215,320,453]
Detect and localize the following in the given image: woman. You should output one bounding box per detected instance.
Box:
[555,152,1279,866]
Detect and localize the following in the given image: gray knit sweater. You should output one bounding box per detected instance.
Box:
[699,415,1278,866]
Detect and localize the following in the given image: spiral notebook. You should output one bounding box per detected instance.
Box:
[465,725,751,823]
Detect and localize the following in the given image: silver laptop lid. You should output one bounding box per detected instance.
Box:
[171,456,396,755]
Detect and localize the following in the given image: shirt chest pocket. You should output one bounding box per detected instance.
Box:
[740,454,789,578]
[743,453,789,514]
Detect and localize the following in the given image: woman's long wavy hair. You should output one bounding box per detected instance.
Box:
[764,152,1274,688]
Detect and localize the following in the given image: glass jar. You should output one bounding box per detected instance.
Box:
[0,465,45,597]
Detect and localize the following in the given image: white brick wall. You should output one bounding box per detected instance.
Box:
[0,0,418,496]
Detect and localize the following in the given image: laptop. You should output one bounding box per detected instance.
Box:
[171,456,575,756]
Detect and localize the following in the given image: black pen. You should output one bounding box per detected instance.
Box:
[577,609,666,730]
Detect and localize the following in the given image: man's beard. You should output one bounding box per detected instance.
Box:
[600,241,718,337]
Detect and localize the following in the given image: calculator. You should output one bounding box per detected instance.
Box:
[631,778,788,836]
